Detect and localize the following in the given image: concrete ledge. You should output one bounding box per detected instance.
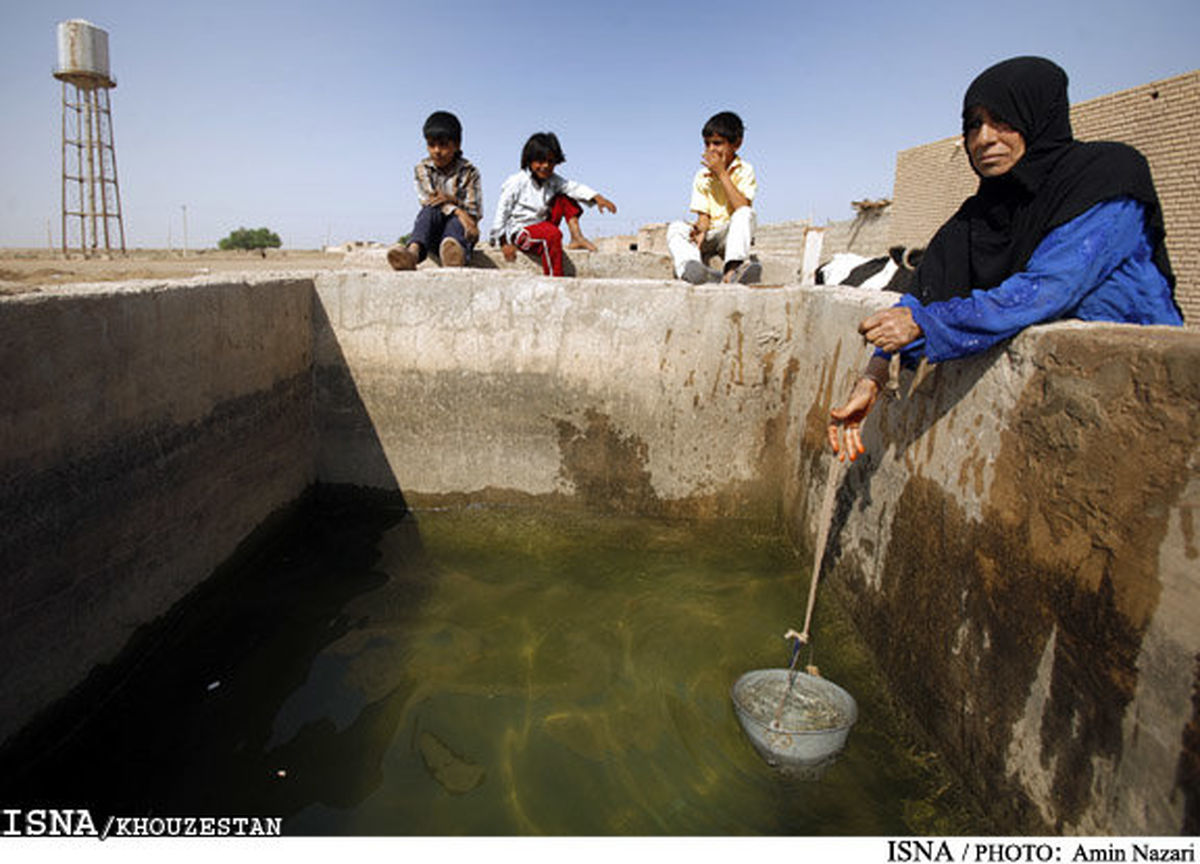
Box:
[343,245,802,284]
[343,245,676,280]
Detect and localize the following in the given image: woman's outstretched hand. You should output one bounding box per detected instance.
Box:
[859,306,921,354]
[828,376,881,461]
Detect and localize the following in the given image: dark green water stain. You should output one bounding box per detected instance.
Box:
[0,493,989,836]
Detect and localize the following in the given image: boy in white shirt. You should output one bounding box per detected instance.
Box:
[490,132,616,276]
[667,112,761,284]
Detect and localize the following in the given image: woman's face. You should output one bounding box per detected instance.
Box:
[965,106,1027,177]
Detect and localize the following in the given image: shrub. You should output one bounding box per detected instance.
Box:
[219,227,282,251]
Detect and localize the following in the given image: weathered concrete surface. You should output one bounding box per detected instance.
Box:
[313,269,813,518]
[0,277,316,746]
[343,245,676,280]
[800,321,1200,834]
[342,245,801,284]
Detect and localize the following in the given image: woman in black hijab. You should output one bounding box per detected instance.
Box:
[828,56,1183,461]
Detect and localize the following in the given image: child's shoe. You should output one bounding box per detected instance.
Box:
[681,261,721,285]
[439,237,466,267]
[731,260,762,284]
[388,245,418,270]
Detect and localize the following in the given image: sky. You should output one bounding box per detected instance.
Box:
[1,0,1197,250]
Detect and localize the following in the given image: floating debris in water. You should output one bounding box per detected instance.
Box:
[417,731,485,794]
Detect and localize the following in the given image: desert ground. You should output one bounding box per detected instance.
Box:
[0,247,351,295]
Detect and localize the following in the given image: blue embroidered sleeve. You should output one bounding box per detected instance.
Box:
[897,197,1149,363]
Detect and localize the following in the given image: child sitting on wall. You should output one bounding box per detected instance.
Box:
[667,111,761,284]
[388,111,483,270]
[489,132,617,277]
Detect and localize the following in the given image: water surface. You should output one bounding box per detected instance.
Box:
[1,495,988,835]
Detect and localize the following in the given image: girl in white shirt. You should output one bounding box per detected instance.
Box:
[489,132,616,276]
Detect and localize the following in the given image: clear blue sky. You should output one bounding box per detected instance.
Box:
[2,0,1196,249]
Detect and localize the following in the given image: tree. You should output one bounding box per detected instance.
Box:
[219,226,282,251]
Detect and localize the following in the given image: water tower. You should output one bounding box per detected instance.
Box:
[54,19,126,258]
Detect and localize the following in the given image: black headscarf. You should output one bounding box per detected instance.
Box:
[912,56,1176,307]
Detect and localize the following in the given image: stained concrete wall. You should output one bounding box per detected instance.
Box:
[3,269,1196,834]
[0,277,316,746]
[802,322,1200,834]
[313,269,808,517]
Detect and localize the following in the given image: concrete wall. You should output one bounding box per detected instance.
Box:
[804,322,1200,834]
[0,277,316,746]
[313,269,801,519]
[3,268,1196,834]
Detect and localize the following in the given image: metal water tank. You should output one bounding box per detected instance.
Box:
[54,19,114,87]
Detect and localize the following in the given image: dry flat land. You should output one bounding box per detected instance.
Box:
[0,248,350,295]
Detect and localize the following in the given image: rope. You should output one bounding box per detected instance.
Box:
[768,340,894,729]
[771,633,805,729]
[782,339,876,663]
[798,455,841,645]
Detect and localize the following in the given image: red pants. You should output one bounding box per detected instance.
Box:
[514,194,582,276]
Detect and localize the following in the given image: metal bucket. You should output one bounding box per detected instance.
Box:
[731,669,857,773]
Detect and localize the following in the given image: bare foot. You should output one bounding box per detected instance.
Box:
[567,237,597,252]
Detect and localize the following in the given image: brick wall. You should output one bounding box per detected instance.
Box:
[751,219,810,254]
[815,209,893,259]
[889,69,1200,326]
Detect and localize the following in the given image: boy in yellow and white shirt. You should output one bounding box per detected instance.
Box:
[667,111,760,284]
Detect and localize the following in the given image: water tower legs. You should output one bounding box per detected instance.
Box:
[60,80,125,258]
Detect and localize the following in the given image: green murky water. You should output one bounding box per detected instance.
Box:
[0,494,988,835]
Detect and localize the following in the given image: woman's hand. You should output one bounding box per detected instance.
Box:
[859,306,921,354]
[828,376,881,461]
[502,242,517,262]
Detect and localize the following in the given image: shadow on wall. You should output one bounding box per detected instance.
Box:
[0,281,319,749]
[0,485,439,822]
[469,248,580,275]
[0,293,434,821]
[421,248,580,275]
[312,295,403,492]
